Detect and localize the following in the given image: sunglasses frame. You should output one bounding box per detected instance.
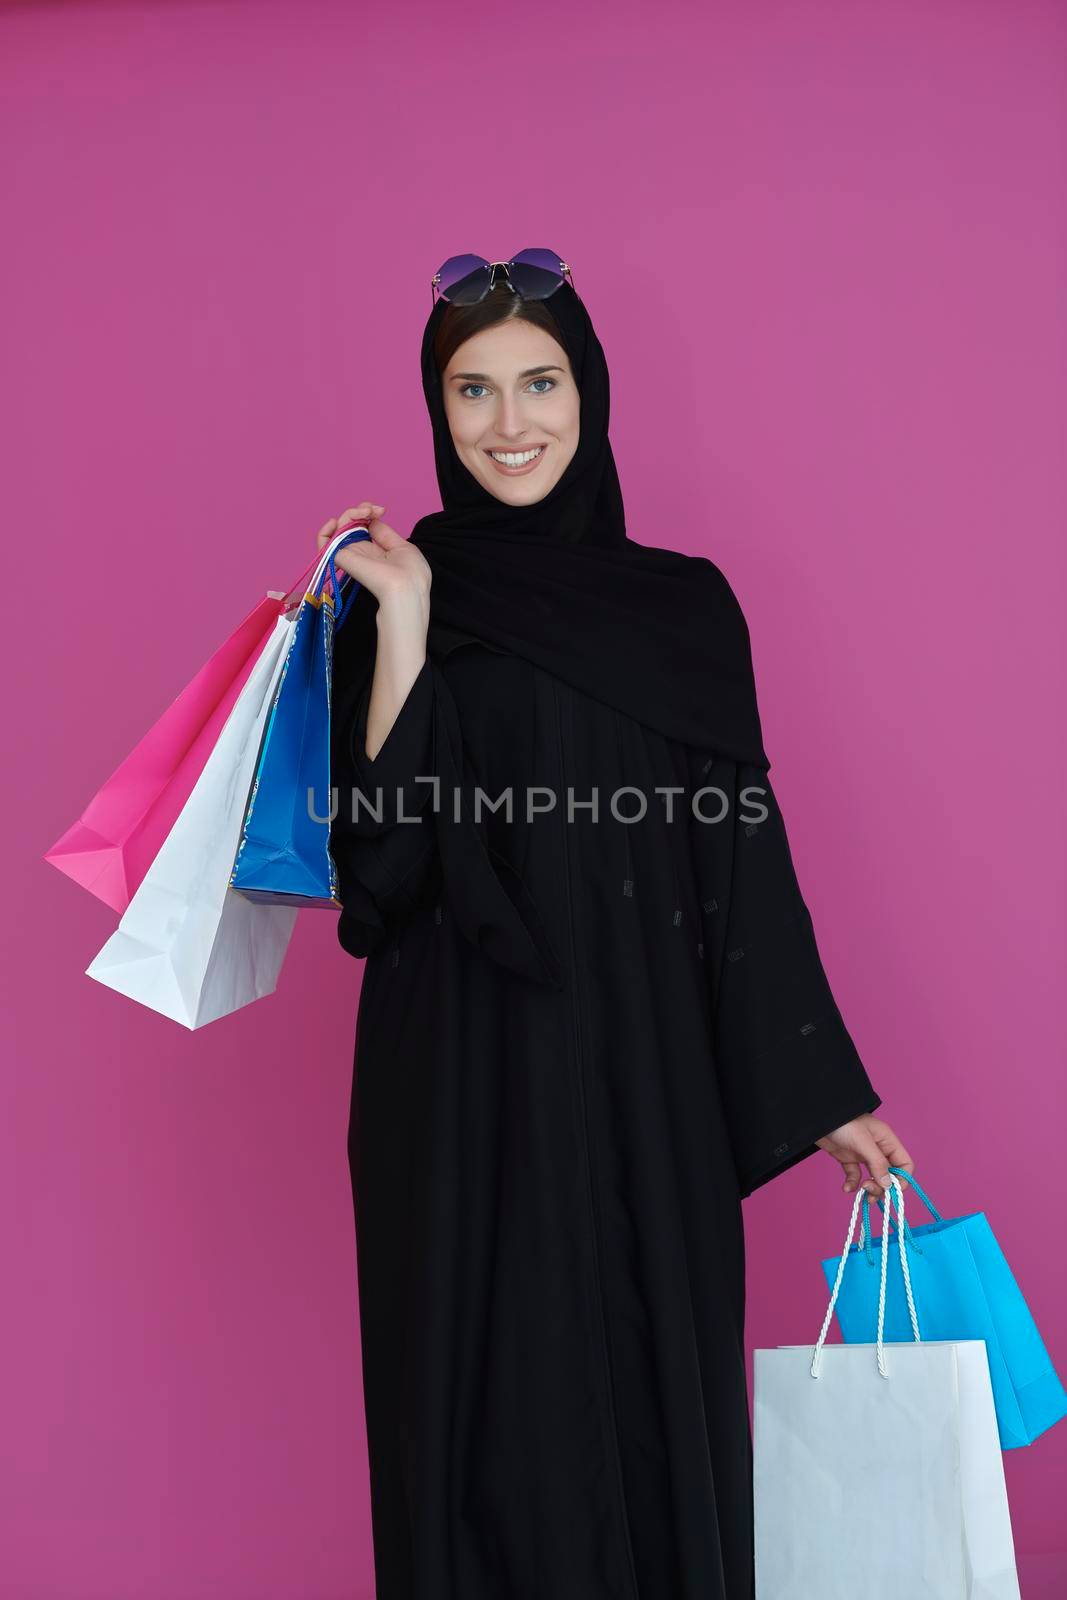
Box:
[430,250,576,307]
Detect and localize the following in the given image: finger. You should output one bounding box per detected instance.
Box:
[850,1129,894,1193]
[317,517,338,551]
[336,502,384,531]
[840,1160,864,1193]
[366,518,406,552]
[872,1125,914,1180]
[332,543,386,580]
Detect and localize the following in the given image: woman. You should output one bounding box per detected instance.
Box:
[319,259,912,1600]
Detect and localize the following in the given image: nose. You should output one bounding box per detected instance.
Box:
[493,390,529,439]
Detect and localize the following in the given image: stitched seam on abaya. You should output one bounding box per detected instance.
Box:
[710,757,742,1008]
[614,708,635,898]
[668,817,683,928]
[556,681,641,1600]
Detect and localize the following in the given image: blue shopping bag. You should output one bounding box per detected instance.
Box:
[820,1164,1067,1449]
[229,529,368,908]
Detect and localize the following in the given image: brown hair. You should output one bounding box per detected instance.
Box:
[432,283,569,377]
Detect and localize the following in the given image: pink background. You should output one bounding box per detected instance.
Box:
[4,0,1064,1594]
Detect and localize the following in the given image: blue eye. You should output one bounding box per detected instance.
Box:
[458,378,556,400]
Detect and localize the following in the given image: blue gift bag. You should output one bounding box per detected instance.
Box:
[229,529,368,908]
[820,1165,1067,1449]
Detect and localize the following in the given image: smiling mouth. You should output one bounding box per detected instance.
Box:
[484,445,547,475]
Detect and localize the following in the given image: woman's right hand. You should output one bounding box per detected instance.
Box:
[317,500,432,613]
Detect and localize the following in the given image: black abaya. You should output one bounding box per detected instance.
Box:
[328,625,881,1599]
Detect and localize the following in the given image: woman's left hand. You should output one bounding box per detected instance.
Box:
[815,1113,914,1199]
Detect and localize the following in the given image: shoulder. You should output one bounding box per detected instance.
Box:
[621,537,752,618]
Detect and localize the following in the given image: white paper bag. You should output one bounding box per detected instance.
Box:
[754,1175,1020,1599]
[86,612,299,1028]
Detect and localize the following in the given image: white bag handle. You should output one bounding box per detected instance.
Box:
[305,525,368,608]
[809,1173,921,1380]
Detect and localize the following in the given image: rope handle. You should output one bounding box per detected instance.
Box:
[810,1173,921,1380]
[295,526,372,633]
[857,1166,942,1264]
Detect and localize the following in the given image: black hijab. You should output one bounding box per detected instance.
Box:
[330,283,771,984]
[406,281,770,768]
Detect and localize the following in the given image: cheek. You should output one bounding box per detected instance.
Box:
[454,413,488,451]
[444,400,478,451]
[558,398,581,445]
[539,398,579,445]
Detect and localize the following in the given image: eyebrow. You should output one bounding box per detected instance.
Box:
[449,365,566,382]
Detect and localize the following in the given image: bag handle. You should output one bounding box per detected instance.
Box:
[857,1166,942,1264]
[290,526,371,633]
[277,524,372,629]
[280,542,338,612]
[810,1173,921,1380]
[315,524,374,624]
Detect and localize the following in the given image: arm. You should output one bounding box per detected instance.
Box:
[364,585,430,760]
[323,508,438,958]
[330,641,438,959]
[688,748,891,1197]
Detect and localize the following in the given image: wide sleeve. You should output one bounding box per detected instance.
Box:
[328,646,439,960]
[686,748,882,1197]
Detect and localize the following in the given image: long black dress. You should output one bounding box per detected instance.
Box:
[328,623,881,1600]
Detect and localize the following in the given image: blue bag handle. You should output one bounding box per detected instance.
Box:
[311,526,370,632]
[859,1167,943,1266]
[303,521,371,627]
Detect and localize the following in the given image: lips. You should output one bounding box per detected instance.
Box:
[484,445,547,477]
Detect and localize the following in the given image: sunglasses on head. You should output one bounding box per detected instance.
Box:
[431,249,575,307]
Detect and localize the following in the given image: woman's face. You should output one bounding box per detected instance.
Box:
[441,317,580,505]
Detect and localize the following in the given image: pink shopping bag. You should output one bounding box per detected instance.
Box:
[44,550,324,913]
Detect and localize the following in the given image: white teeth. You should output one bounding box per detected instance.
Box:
[490,447,544,466]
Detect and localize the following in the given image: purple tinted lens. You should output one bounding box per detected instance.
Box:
[435,253,491,303]
[507,248,566,298]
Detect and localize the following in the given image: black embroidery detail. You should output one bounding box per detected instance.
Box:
[745,822,760,836]
[622,878,634,897]
[773,1141,790,1157]
[727,947,745,962]
[697,942,705,961]
[800,1021,816,1036]
[702,897,718,914]
[672,909,682,927]
[701,756,714,774]
[434,903,443,925]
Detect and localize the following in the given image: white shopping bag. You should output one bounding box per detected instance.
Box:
[85,533,358,1028]
[754,1175,1020,1599]
[86,611,298,1027]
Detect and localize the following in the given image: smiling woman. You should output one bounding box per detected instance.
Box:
[436,285,581,499]
[326,274,907,1600]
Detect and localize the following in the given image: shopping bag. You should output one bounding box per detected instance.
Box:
[754,1175,1021,1598]
[821,1165,1067,1450]
[84,612,300,1028]
[229,528,369,908]
[45,547,328,914]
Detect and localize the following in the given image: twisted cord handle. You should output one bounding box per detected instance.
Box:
[810,1174,921,1379]
[857,1166,941,1260]
[311,527,371,631]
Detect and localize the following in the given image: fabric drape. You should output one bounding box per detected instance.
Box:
[326,280,881,1598]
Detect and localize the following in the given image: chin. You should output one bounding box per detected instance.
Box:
[470,455,566,505]
[485,477,557,505]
